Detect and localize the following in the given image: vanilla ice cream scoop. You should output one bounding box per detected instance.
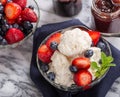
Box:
[58,28,92,57]
[48,51,74,87]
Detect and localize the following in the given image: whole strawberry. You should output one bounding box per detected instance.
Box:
[5,28,25,44]
[21,8,37,22]
[0,0,7,5]
[12,0,27,9]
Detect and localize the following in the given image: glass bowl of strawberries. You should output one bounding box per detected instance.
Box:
[0,0,39,48]
[36,25,115,92]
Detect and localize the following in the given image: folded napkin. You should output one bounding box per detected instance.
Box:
[30,19,120,97]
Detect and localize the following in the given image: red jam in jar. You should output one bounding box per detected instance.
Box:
[91,0,120,33]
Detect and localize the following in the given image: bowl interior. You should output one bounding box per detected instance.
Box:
[36,25,111,92]
[0,0,40,48]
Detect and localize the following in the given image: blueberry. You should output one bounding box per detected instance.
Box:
[50,42,58,50]
[0,14,3,20]
[0,4,4,13]
[13,23,19,28]
[23,21,33,30]
[9,24,13,28]
[23,29,33,36]
[0,35,3,43]
[69,65,78,73]
[0,39,7,45]
[28,5,34,10]
[47,72,55,81]
[1,17,7,24]
[40,64,49,72]
[1,24,9,32]
[84,50,93,58]
[97,41,106,51]
[7,0,12,2]
[19,26,24,31]
[0,28,6,36]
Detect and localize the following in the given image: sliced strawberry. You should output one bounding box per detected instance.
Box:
[21,8,37,22]
[12,0,27,9]
[87,30,101,46]
[72,57,90,70]
[5,17,16,24]
[0,0,7,5]
[5,28,25,44]
[46,32,62,49]
[37,44,53,63]
[4,2,22,20]
[74,70,92,87]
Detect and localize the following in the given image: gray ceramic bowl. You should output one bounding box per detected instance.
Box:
[36,25,111,92]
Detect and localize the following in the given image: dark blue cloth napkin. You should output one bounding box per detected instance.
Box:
[30,19,120,97]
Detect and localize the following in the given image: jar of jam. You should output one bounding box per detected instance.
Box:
[53,0,82,17]
[91,0,120,33]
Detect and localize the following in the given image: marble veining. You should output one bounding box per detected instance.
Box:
[0,0,119,97]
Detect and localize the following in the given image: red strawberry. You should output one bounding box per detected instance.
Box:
[4,2,22,20]
[46,32,62,49]
[37,44,53,63]
[12,0,27,9]
[16,15,23,24]
[112,0,120,3]
[74,70,92,87]
[87,30,100,46]
[0,0,7,5]
[72,57,90,69]
[21,8,37,22]
[5,17,16,24]
[5,28,25,44]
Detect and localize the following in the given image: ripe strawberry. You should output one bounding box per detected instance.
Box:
[87,30,100,46]
[5,28,25,44]
[46,32,62,49]
[5,17,16,24]
[37,44,53,63]
[21,8,37,22]
[112,0,120,3]
[12,0,27,9]
[74,70,92,87]
[0,0,7,5]
[72,57,90,69]
[4,2,22,20]
[16,15,23,24]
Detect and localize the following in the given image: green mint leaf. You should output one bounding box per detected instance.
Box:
[101,52,107,64]
[106,63,116,67]
[93,52,116,78]
[97,68,108,78]
[106,56,114,63]
[91,62,100,70]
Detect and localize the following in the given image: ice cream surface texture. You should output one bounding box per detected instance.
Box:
[58,28,92,57]
[49,51,74,87]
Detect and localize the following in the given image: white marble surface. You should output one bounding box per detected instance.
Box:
[0,0,120,97]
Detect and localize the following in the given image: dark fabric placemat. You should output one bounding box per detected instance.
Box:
[30,19,120,97]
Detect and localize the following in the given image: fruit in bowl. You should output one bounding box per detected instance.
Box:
[0,0,39,47]
[36,26,115,92]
